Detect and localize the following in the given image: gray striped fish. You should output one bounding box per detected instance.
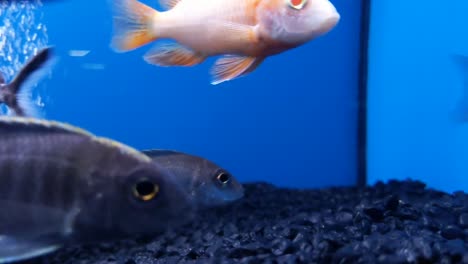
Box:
[142,149,244,208]
[0,117,194,263]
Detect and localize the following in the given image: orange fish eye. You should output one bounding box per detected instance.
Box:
[288,0,307,10]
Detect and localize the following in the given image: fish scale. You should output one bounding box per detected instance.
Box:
[159,0,260,54]
[0,157,70,237]
[0,121,136,210]
[0,155,79,211]
[0,131,88,212]
[171,0,257,25]
[0,160,14,203]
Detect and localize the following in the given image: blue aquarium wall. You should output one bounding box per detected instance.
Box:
[4,0,363,189]
[367,0,468,192]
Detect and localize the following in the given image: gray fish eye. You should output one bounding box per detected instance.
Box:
[132,178,160,201]
[216,172,231,185]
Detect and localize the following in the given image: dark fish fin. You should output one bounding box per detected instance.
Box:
[0,116,93,136]
[3,46,56,117]
[210,55,264,85]
[0,236,62,263]
[0,116,151,163]
[0,200,76,263]
[451,54,468,123]
[141,149,183,157]
[0,72,5,85]
[452,100,468,123]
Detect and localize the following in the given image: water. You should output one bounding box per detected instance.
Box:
[1,0,468,262]
[1,0,364,189]
[367,0,468,193]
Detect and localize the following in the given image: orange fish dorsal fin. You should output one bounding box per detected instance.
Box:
[143,43,206,66]
[158,0,180,10]
[210,56,264,85]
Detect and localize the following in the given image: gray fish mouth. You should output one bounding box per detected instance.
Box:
[199,190,244,208]
[225,188,245,203]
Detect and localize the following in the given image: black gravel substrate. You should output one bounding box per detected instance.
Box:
[28,179,468,264]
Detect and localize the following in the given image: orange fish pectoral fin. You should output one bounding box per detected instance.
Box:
[110,0,159,52]
[210,56,264,85]
[211,21,258,46]
[143,43,206,67]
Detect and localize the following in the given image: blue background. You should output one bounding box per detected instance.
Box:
[367,0,468,193]
[5,0,363,188]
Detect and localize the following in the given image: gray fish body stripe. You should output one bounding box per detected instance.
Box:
[0,122,154,240]
[0,117,198,243]
[0,155,81,210]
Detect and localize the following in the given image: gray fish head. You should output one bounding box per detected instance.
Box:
[107,163,196,236]
[141,149,245,209]
[190,165,245,208]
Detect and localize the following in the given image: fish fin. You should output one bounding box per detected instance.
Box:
[110,0,159,52]
[0,116,93,137]
[210,20,258,46]
[158,0,180,10]
[0,200,75,263]
[0,116,151,163]
[451,100,468,123]
[1,46,56,118]
[451,54,468,123]
[210,55,264,85]
[143,43,205,66]
[142,149,183,157]
[0,235,62,263]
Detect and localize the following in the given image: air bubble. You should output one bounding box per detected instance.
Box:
[0,0,49,114]
[0,0,49,80]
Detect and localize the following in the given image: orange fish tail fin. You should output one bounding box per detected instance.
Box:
[110,0,159,52]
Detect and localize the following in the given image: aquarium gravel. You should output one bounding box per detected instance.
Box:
[31,179,468,264]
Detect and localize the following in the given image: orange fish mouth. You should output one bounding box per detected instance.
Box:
[316,14,340,34]
[279,5,340,36]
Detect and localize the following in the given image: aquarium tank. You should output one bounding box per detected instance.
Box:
[367,0,468,193]
[0,0,467,263]
[1,0,364,189]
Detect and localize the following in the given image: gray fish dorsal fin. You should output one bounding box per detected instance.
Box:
[141,149,185,158]
[0,116,93,136]
[0,116,151,163]
[158,0,180,10]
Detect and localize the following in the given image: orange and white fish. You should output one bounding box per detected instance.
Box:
[110,0,340,85]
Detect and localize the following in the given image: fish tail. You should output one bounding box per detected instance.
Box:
[110,0,160,52]
[0,47,55,117]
